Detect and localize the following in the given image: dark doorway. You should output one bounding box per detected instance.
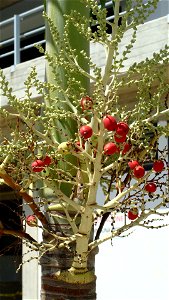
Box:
[0,187,22,300]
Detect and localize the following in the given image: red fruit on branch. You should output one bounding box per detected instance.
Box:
[128,160,139,170]
[122,143,131,155]
[79,125,93,139]
[43,156,52,166]
[153,160,164,172]
[31,159,45,172]
[80,96,93,110]
[116,122,129,136]
[145,182,157,193]
[103,115,117,131]
[26,215,37,227]
[104,142,118,155]
[128,208,139,220]
[114,133,126,143]
[133,165,145,178]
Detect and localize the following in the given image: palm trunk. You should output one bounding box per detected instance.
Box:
[40,221,97,300]
[41,248,97,300]
[42,1,95,299]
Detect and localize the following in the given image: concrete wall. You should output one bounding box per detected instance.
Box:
[1,15,168,105]
[90,14,169,71]
[1,57,45,108]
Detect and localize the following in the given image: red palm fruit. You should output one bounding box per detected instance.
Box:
[116,122,129,136]
[133,165,145,178]
[128,208,139,220]
[104,142,118,155]
[80,96,93,110]
[43,156,52,166]
[128,160,139,170]
[31,159,44,172]
[103,115,117,131]
[114,133,126,143]
[122,143,131,155]
[153,160,164,172]
[79,125,93,139]
[145,182,157,193]
[26,215,37,227]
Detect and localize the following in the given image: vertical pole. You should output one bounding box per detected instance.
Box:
[22,185,41,300]
[158,120,168,210]
[14,14,20,66]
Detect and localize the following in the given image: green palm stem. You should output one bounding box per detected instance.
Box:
[45,0,90,197]
[41,2,97,299]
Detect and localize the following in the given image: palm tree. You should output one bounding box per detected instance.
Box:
[0,1,168,300]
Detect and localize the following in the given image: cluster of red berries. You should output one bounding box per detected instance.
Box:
[79,119,131,156]
[127,160,164,220]
[31,156,52,172]
[128,160,145,179]
[79,100,131,157]
[128,159,164,180]
[103,115,130,155]
[144,160,164,193]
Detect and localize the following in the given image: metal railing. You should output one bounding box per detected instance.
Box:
[0,5,44,67]
[0,1,125,68]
